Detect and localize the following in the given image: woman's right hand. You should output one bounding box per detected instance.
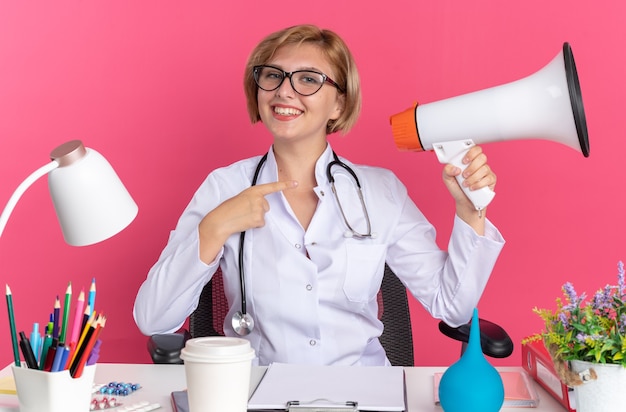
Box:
[197,180,298,264]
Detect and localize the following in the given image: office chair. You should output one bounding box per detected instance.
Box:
[148,265,512,365]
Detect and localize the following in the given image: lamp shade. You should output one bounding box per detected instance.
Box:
[48,140,138,246]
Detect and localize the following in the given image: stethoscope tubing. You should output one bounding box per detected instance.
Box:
[232,151,372,335]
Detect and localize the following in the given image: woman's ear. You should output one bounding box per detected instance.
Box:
[330,93,346,121]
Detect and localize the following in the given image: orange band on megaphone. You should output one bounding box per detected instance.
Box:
[389,102,425,152]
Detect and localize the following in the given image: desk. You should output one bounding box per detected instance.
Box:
[0,363,566,411]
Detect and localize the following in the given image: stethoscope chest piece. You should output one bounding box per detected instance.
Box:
[232,310,254,336]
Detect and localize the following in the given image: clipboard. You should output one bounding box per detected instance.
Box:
[247,363,406,411]
[286,400,358,411]
[171,390,189,412]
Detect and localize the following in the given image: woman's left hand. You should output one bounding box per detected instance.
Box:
[442,145,496,225]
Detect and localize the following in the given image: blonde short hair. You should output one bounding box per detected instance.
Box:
[244,24,361,135]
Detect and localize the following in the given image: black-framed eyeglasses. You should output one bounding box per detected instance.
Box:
[253,65,344,96]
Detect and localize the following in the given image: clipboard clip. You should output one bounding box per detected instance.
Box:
[286,399,358,411]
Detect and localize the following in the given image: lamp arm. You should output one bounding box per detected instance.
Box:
[0,160,60,238]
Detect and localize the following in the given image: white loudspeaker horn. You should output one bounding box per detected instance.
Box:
[390,42,589,211]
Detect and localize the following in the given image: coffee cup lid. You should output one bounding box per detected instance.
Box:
[180,337,255,363]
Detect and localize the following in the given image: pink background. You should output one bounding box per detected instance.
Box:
[1,1,624,367]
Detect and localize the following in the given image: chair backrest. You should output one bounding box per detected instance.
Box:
[189,267,227,337]
[378,264,414,366]
[189,264,414,366]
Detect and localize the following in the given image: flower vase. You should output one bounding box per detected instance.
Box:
[437,308,504,412]
[570,360,626,412]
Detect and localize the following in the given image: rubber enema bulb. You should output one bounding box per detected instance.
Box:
[438,308,504,412]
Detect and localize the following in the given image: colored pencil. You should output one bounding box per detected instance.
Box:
[59,282,72,344]
[69,289,85,348]
[69,314,98,375]
[69,311,96,367]
[52,296,60,339]
[72,315,105,378]
[88,278,96,316]
[80,304,90,332]
[5,285,20,366]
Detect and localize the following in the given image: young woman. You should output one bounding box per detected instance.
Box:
[134,24,505,366]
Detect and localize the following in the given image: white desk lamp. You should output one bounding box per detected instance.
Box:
[0,140,138,246]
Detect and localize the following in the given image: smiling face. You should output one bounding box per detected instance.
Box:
[256,43,345,147]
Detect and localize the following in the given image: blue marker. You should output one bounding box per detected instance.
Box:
[59,344,71,370]
[51,343,66,372]
[30,323,42,362]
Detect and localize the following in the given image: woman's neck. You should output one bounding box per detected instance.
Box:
[272,141,327,187]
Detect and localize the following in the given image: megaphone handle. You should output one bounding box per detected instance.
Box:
[432,140,496,212]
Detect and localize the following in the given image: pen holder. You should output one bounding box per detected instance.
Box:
[11,364,96,412]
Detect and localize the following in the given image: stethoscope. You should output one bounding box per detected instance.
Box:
[232,151,375,336]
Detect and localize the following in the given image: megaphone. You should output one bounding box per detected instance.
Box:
[390,42,589,212]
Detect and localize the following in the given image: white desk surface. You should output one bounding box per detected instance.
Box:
[0,363,566,411]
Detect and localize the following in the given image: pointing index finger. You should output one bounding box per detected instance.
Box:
[254,180,299,196]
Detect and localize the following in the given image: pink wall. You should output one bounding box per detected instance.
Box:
[1,1,624,367]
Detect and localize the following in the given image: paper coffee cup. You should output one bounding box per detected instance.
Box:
[180,336,256,412]
[12,365,96,412]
